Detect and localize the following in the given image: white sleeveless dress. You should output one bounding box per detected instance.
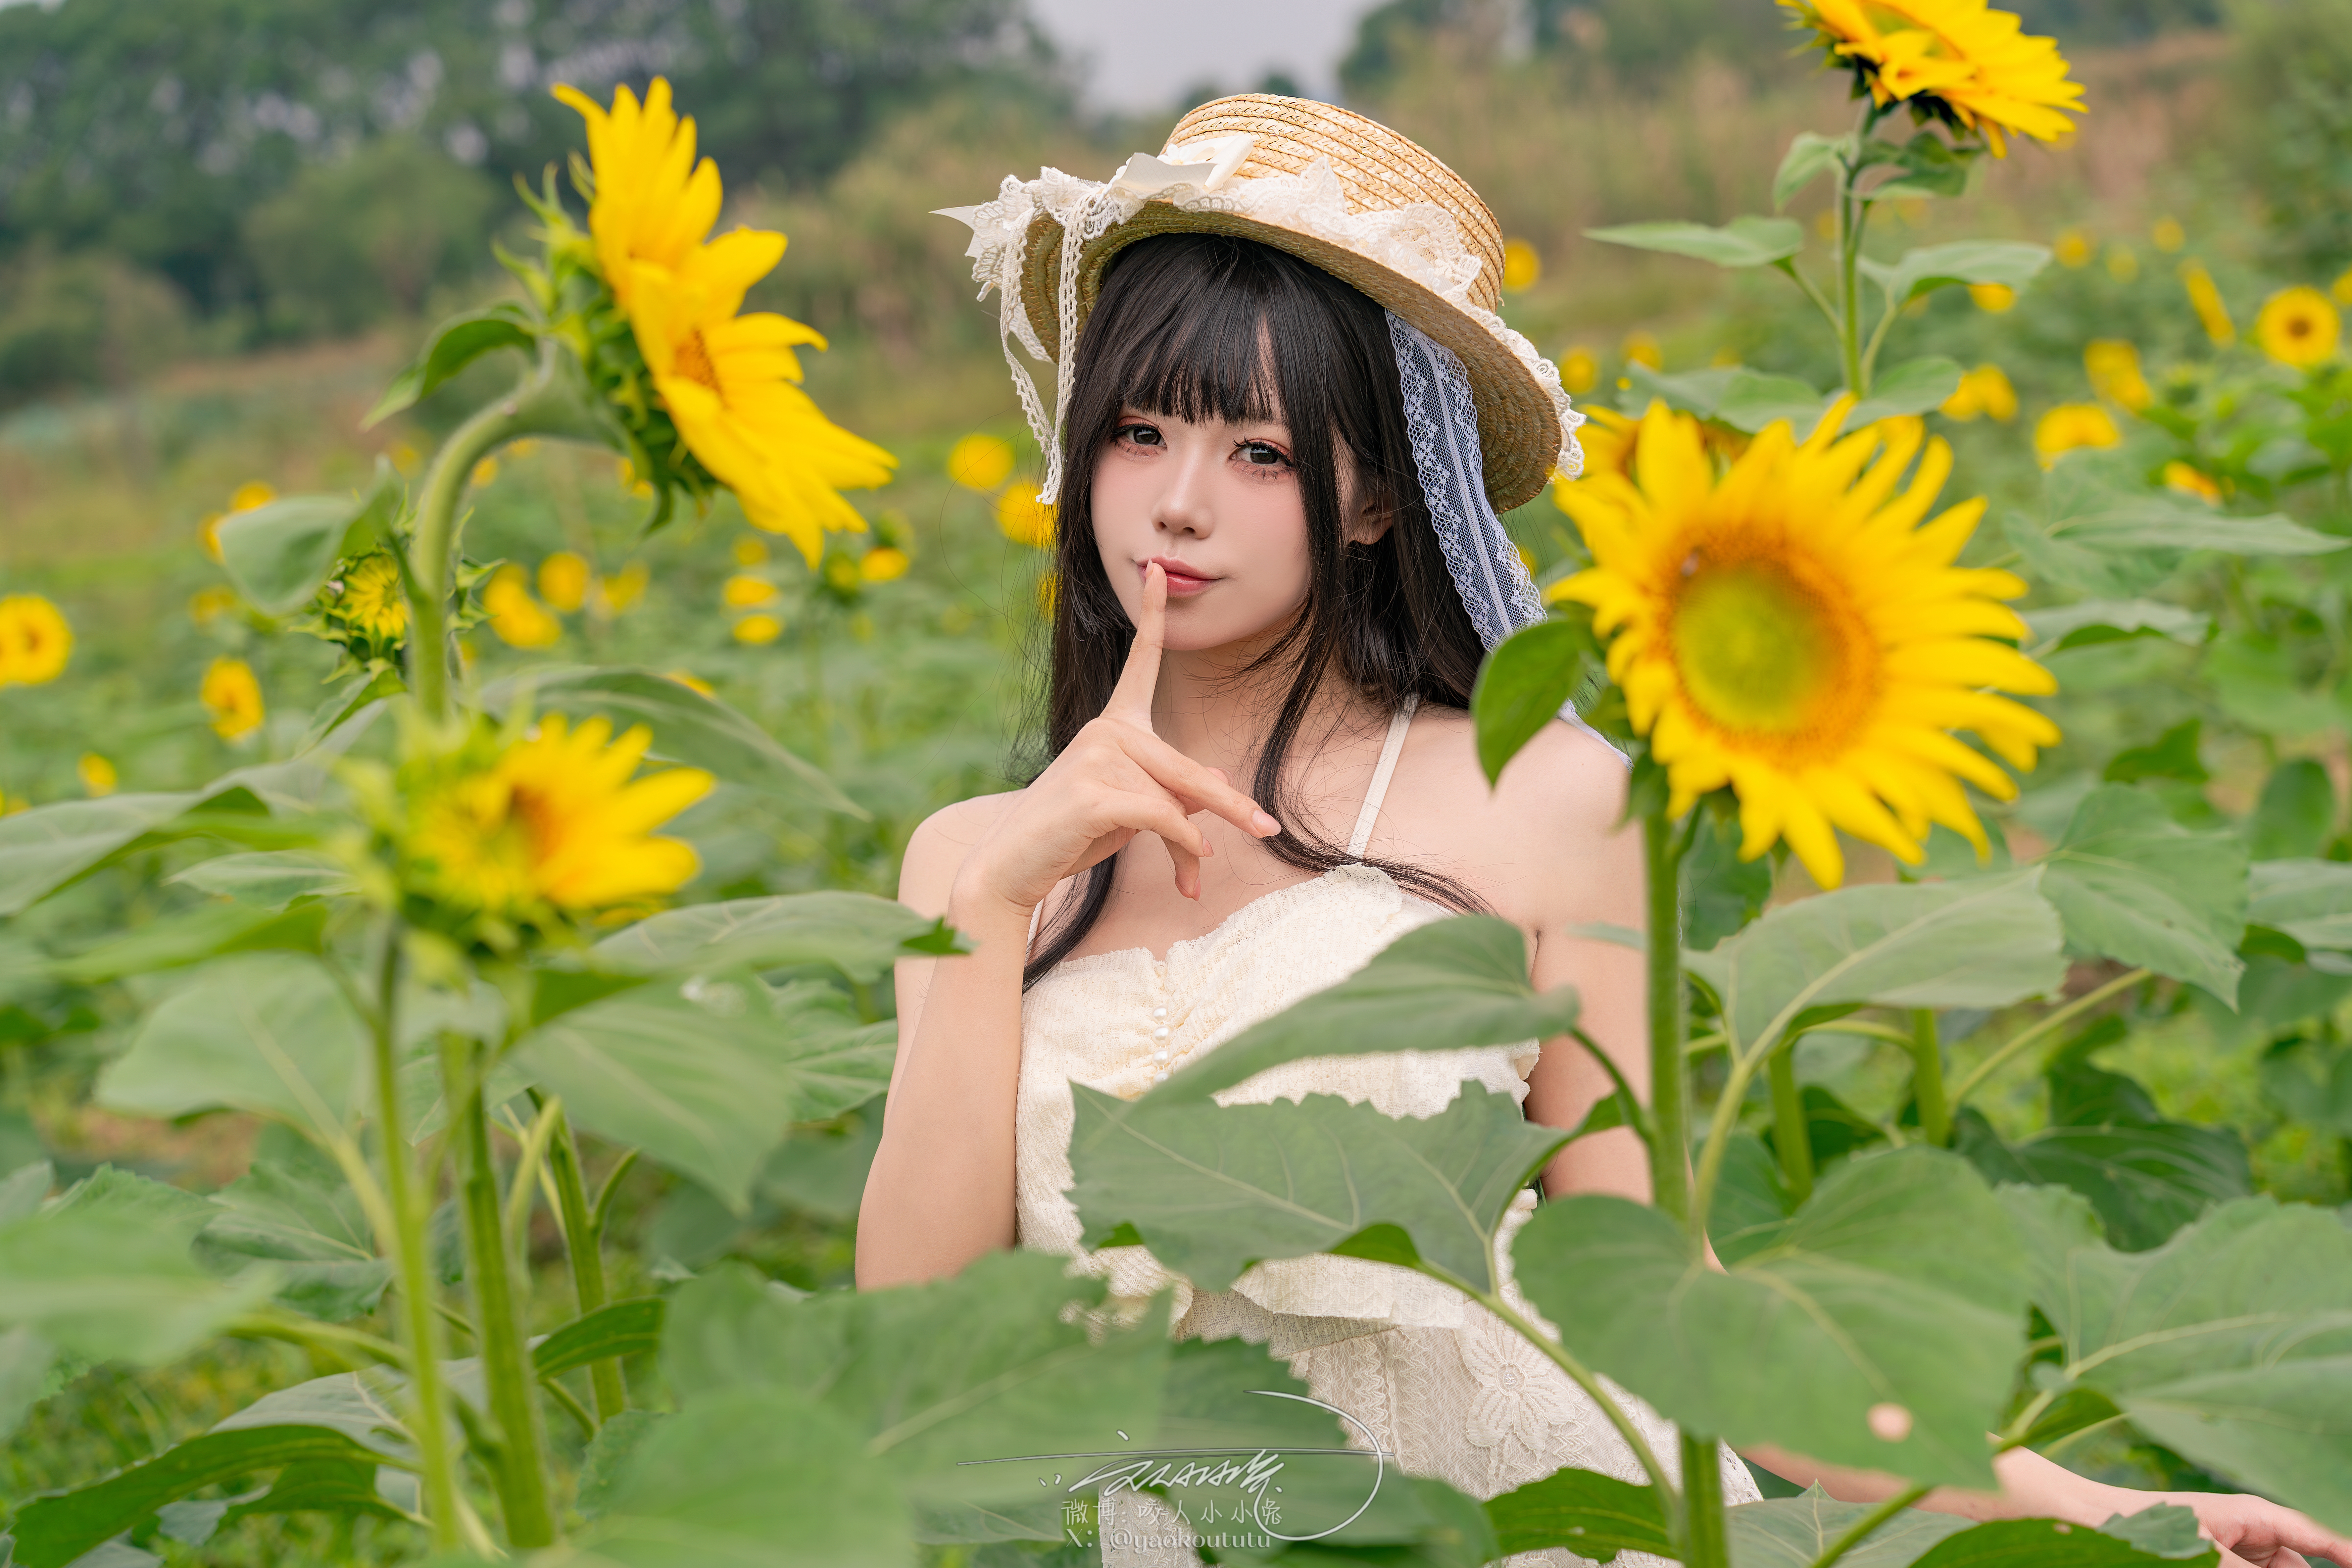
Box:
[1013,699,1762,1567]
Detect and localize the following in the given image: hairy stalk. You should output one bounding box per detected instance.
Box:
[1767,1046,1815,1206]
[445,1032,558,1547]
[537,1092,626,1422]
[402,341,618,719]
[1474,1288,1675,1501]
[1909,1009,1951,1146]
[1810,1485,1931,1568]
[1644,811,1694,1230]
[1677,1430,1732,1568]
[405,398,528,721]
[366,927,464,1551]
[1949,969,2151,1105]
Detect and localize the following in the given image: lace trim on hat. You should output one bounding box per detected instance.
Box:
[937,152,1583,506]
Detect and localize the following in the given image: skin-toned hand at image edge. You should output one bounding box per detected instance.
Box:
[854,402,2352,1568]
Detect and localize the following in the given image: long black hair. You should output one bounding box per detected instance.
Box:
[1019,231,1492,986]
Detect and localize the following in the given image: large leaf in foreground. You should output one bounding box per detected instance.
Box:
[663,1254,1170,1508]
[96,954,368,1141]
[1520,1147,2026,1488]
[568,1385,910,1568]
[1728,1486,1969,1568]
[0,793,210,917]
[1486,1468,1670,1563]
[2039,785,2247,1004]
[1956,1063,2249,1251]
[193,1158,390,1322]
[1684,872,2066,1054]
[1069,1081,1568,1294]
[0,1207,275,1368]
[2248,859,2352,952]
[592,890,961,982]
[1150,917,1579,1106]
[2002,1186,2352,1531]
[513,975,894,1212]
[481,666,860,815]
[5,1367,411,1568]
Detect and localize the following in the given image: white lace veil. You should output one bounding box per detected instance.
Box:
[1384,311,1626,762]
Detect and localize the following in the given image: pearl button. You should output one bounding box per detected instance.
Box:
[1154,1050,1168,1062]
[1153,1026,1170,1039]
[1153,1006,1167,1018]
[1154,1070,1170,1083]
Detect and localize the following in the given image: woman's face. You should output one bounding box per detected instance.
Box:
[1090,401,1383,654]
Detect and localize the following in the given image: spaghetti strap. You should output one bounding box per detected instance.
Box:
[1344,694,1419,862]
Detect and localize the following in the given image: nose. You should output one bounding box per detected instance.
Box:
[1153,441,1218,539]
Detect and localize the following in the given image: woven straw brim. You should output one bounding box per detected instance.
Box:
[1015,95,1561,514]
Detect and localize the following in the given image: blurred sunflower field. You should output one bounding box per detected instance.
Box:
[1,0,2351,1564]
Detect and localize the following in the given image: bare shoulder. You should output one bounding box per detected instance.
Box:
[1390,706,1636,923]
[1406,705,1630,837]
[897,787,1025,912]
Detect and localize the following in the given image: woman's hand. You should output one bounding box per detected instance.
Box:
[2150,1490,2352,1568]
[954,561,1281,917]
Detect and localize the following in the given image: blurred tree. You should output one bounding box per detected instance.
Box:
[2227,0,2352,277]
[241,136,498,338]
[0,244,193,408]
[0,0,1059,326]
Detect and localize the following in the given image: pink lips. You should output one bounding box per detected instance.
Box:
[1143,556,1217,596]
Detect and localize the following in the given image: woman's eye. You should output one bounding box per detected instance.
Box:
[1117,423,1163,447]
[1237,441,1290,469]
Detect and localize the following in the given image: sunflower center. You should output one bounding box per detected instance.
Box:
[1669,558,1854,737]
[2288,315,2313,340]
[674,330,720,392]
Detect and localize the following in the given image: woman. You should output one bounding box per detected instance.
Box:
[859,96,2346,1568]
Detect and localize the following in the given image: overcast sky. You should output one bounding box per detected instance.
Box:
[1025,0,1380,113]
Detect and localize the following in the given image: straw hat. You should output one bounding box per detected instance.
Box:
[939,93,1574,513]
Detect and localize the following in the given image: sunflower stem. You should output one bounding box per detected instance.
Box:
[1909,1009,1951,1146]
[1676,1429,1733,1568]
[366,924,465,1552]
[537,1092,627,1423]
[444,1030,559,1548]
[1643,809,1695,1235]
[1767,1044,1815,1206]
[404,340,623,721]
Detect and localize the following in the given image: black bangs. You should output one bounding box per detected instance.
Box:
[1019,230,1493,987]
[1083,236,1287,428]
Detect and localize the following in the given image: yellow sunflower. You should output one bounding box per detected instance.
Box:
[331,553,410,642]
[200,657,265,742]
[2033,402,2122,468]
[2255,287,2342,370]
[483,565,562,649]
[538,552,592,614]
[623,252,897,567]
[1940,364,2017,422]
[0,595,72,687]
[995,488,1056,548]
[2084,340,2152,411]
[1781,0,2082,155]
[551,77,725,313]
[2179,261,2235,347]
[407,714,713,917]
[1550,398,2059,888]
[947,433,1015,492]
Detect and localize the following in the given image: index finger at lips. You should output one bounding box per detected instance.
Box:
[1106,561,1167,718]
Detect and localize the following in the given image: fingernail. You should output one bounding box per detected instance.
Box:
[1253,811,1281,835]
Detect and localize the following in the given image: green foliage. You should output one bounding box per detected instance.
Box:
[1522,1149,2028,1488]
[0,246,192,409]
[2039,786,2249,1004]
[2004,1187,2352,1530]
[2227,0,2352,274]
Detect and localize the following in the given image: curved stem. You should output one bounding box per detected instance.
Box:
[1571,1026,1655,1147]
[1678,1430,1732,1568]
[230,1313,409,1370]
[405,397,528,722]
[366,924,465,1551]
[1810,1484,1931,1568]
[1474,1288,1676,1502]
[1644,811,1694,1232]
[1949,969,2151,1107]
